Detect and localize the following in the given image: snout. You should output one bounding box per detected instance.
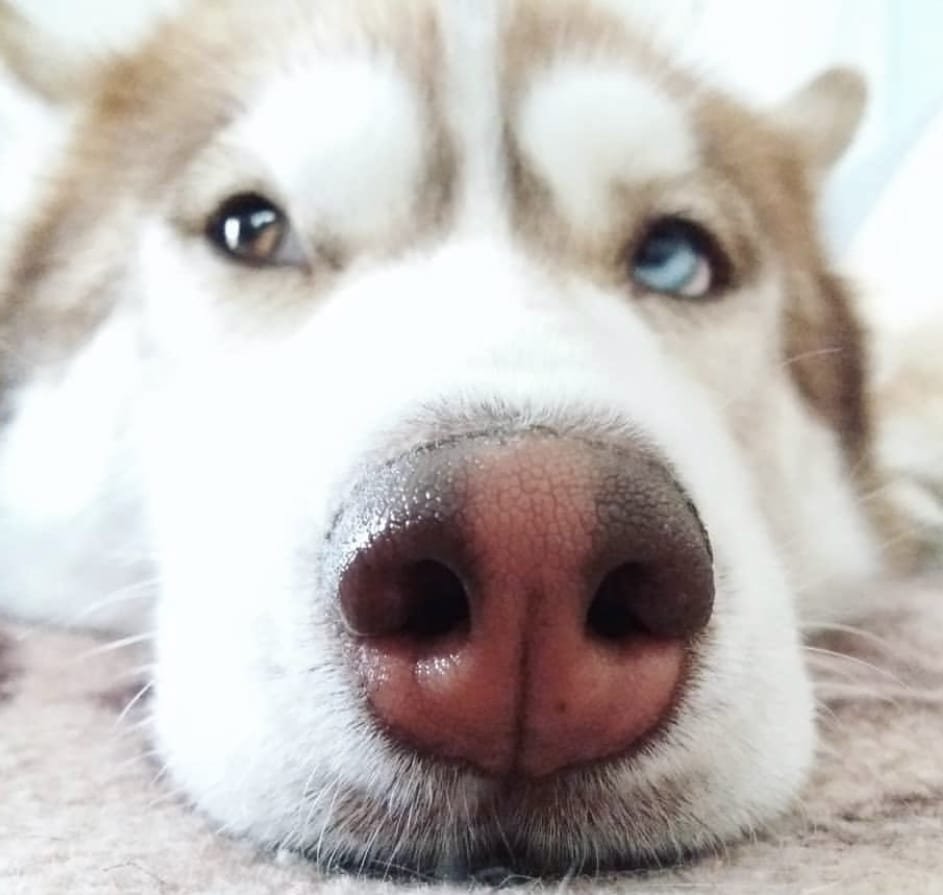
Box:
[327,429,714,778]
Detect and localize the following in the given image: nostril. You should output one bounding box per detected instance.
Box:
[398,560,470,642]
[586,562,652,642]
[340,551,472,644]
[587,530,714,644]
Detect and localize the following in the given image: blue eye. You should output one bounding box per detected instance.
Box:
[631,218,724,299]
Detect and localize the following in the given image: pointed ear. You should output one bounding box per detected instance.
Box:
[0,0,100,104]
[775,67,867,177]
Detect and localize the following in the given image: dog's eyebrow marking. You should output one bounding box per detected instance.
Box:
[514,61,698,229]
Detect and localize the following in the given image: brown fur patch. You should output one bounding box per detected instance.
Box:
[696,93,872,465]
[696,94,917,561]
[784,271,869,463]
[696,93,908,556]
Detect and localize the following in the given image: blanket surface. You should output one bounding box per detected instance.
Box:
[1,578,942,895]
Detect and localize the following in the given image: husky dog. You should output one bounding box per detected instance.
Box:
[0,0,931,878]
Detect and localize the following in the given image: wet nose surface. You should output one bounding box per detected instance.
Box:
[329,430,714,778]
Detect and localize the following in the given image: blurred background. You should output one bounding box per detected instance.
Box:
[4,0,943,334]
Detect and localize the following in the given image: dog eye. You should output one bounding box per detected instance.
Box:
[206,193,303,267]
[630,218,726,299]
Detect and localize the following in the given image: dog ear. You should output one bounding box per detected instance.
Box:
[0,1,102,104]
[775,67,867,176]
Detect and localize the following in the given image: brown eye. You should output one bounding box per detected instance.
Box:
[206,193,292,266]
[630,217,730,299]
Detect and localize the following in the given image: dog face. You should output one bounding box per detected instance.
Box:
[0,0,896,876]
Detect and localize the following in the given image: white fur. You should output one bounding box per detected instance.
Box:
[0,4,887,875]
[141,230,814,857]
[0,315,151,632]
[517,62,697,229]
[227,56,428,247]
[439,0,507,234]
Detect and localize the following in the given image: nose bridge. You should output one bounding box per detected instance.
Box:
[415,234,663,372]
[414,238,601,368]
[429,238,554,312]
[435,0,509,238]
[292,233,673,519]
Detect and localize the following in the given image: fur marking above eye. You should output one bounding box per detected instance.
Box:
[630,218,726,299]
[206,193,304,267]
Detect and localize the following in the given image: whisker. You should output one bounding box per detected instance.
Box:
[65,578,159,627]
[313,780,342,868]
[113,662,157,682]
[9,579,161,651]
[802,620,901,651]
[145,780,190,813]
[803,645,906,686]
[817,679,943,704]
[76,632,156,661]
[112,713,157,737]
[114,681,154,727]
[114,746,163,778]
[150,762,173,788]
[779,346,842,369]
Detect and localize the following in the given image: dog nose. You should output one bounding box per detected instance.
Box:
[330,431,714,778]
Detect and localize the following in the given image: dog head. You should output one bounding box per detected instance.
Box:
[0,0,895,876]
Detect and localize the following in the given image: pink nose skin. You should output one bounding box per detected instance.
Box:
[330,430,714,779]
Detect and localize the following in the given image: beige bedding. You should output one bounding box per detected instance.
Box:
[1,577,942,895]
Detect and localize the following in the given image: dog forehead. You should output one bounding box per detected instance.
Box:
[67,0,726,218]
[195,0,697,226]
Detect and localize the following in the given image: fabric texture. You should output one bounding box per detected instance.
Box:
[1,578,941,895]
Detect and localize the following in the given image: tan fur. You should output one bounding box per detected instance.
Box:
[502,0,681,90]
[777,68,868,176]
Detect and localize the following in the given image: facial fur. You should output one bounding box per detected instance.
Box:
[0,0,903,877]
